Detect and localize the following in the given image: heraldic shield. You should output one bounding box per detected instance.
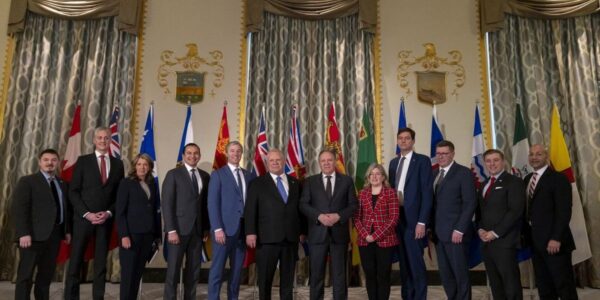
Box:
[176,71,205,104]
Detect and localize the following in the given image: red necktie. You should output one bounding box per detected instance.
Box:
[100,155,107,184]
[484,176,496,199]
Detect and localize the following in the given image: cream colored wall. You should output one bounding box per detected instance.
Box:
[379,0,487,166]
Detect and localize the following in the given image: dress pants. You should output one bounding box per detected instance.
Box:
[532,246,577,300]
[397,222,427,300]
[435,241,471,300]
[359,243,393,300]
[65,219,112,300]
[482,244,522,300]
[309,242,348,300]
[15,225,61,300]
[119,233,154,300]
[163,231,203,300]
[207,225,246,300]
[256,241,297,300]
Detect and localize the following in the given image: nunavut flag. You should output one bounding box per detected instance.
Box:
[326,103,346,174]
[549,104,591,264]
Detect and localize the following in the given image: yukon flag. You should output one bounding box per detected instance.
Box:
[430,104,444,169]
[396,99,407,155]
[285,104,306,180]
[468,105,487,268]
[549,104,591,264]
[56,104,82,263]
[326,103,346,174]
[511,104,531,178]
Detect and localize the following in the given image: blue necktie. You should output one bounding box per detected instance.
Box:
[276,176,288,203]
[236,168,244,201]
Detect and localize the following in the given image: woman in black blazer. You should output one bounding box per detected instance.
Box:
[116,153,161,300]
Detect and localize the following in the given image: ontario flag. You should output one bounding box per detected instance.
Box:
[212,105,230,171]
[251,109,269,177]
[430,104,444,169]
[285,105,306,180]
[549,104,591,264]
[326,103,346,174]
[56,104,82,264]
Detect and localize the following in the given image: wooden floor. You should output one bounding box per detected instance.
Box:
[1,282,599,300]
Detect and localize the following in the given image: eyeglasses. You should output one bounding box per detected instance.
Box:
[435,152,453,156]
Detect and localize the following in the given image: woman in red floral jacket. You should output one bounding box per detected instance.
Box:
[354,163,400,300]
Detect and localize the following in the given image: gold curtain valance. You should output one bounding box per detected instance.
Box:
[246,0,377,33]
[8,0,143,35]
[480,0,600,32]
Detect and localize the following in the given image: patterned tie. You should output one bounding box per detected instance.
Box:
[236,168,244,202]
[395,156,406,189]
[49,178,61,224]
[325,175,333,199]
[528,172,538,199]
[484,176,496,199]
[276,176,288,203]
[100,155,107,184]
[191,169,200,196]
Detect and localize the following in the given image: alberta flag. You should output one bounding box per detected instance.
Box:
[430,104,444,169]
[396,99,407,155]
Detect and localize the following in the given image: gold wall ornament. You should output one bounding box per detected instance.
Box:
[157,43,224,102]
[397,43,465,104]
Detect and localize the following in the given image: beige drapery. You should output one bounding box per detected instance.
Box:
[7,0,143,34]
[246,0,377,32]
[480,0,600,32]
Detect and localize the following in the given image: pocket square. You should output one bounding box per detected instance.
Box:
[495,186,503,190]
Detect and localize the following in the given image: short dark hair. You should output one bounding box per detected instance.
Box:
[483,149,504,160]
[183,143,200,154]
[318,148,337,160]
[39,148,59,159]
[397,127,415,139]
[436,140,455,152]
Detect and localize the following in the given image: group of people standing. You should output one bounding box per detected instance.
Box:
[12,126,578,300]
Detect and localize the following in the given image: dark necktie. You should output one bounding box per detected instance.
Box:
[395,157,406,189]
[325,175,333,199]
[276,176,288,203]
[235,168,244,202]
[435,168,445,195]
[100,155,107,184]
[484,176,496,199]
[191,169,200,196]
[49,178,61,224]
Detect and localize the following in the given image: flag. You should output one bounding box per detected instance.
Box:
[326,103,346,174]
[468,105,488,268]
[352,106,377,266]
[177,105,194,164]
[251,109,269,177]
[108,106,121,159]
[140,104,161,262]
[396,99,407,155]
[285,105,306,180]
[56,104,82,264]
[549,104,591,264]
[511,104,531,178]
[212,105,229,170]
[430,104,444,169]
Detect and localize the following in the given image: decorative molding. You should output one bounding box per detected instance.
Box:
[238,0,248,160]
[0,35,15,142]
[397,43,465,103]
[475,0,493,148]
[373,0,383,164]
[132,0,148,154]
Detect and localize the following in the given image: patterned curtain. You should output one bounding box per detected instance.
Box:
[244,12,375,179]
[0,13,136,281]
[488,13,600,286]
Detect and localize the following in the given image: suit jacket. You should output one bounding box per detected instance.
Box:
[388,152,433,229]
[162,166,210,236]
[300,173,357,244]
[433,163,477,243]
[12,172,71,241]
[524,168,575,253]
[353,186,399,247]
[208,165,255,236]
[476,172,525,248]
[69,153,124,218]
[244,173,305,243]
[116,178,161,239]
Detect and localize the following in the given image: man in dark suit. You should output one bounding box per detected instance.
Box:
[525,144,577,300]
[208,141,255,300]
[12,149,71,300]
[300,149,357,300]
[162,142,210,300]
[477,149,524,300]
[387,127,433,300]
[65,127,124,300]
[245,149,305,300]
[431,140,476,300]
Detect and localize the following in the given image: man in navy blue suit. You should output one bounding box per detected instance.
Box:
[207,141,255,300]
[431,140,477,300]
[388,127,433,300]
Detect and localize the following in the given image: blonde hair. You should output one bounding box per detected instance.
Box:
[363,163,390,188]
